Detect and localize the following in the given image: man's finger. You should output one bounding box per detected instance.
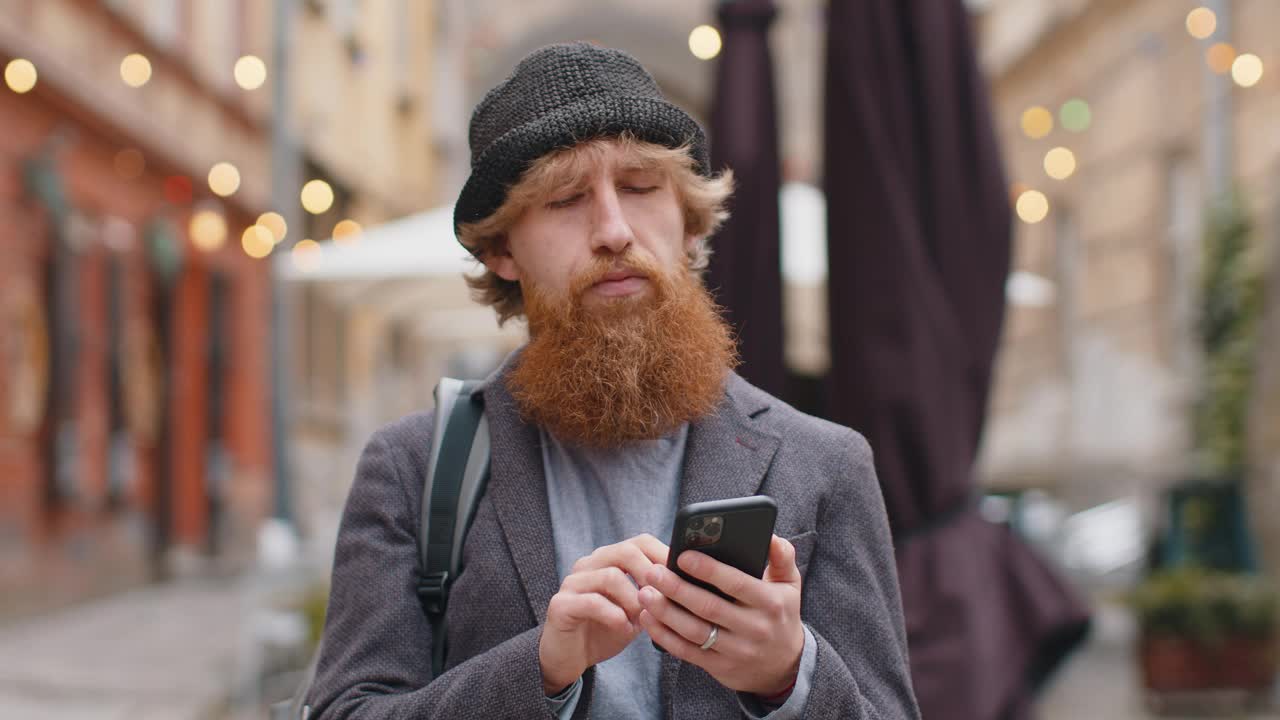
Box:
[762,535,802,585]
[573,542,659,580]
[561,567,643,620]
[643,565,752,630]
[674,551,772,607]
[551,592,634,633]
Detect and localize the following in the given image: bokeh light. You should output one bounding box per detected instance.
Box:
[1020,106,1053,139]
[208,162,241,197]
[120,53,153,88]
[1185,8,1217,40]
[164,176,194,205]
[332,219,363,244]
[113,149,146,180]
[1044,147,1077,180]
[190,210,228,252]
[1016,190,1050,224]
[688,25,722,61]
[5,59,37,93]
[291,239,322,271]
[1059,99,1092,132]
[1008,181,1029,206]
[301,179,335,214]
[257,212,288,243]
[241,225,275,259]
[1206,43,1236,74]
[234,55,267,90]
[1231,53,1264,88]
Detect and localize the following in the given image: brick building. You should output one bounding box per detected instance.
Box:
[0,0,275,618]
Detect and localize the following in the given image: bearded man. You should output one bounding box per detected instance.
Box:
[307,42,919,720]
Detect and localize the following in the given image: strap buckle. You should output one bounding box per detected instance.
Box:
[416,571,450,616]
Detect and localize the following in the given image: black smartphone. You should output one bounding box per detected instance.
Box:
[665,495,777,601]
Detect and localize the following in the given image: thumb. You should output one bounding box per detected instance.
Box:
[763,534,801,585]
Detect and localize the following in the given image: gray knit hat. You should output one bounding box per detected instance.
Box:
[453,42,711,247]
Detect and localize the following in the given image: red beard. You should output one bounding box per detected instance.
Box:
[509,253,739,447]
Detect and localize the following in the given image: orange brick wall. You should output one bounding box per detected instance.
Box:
[0,75,273,617]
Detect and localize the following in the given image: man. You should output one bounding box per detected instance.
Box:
[307,42,918,719]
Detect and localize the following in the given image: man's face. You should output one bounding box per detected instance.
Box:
[483,140,693,310]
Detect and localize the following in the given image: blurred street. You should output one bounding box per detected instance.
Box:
[0,577,243,720]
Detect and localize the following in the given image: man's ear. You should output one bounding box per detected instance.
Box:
[481,238,521,282]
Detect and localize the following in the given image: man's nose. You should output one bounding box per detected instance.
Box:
[589,185,634,255]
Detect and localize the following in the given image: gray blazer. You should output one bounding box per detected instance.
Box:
[308,362,920,719]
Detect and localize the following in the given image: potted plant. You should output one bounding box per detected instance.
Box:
[1129,568,1277,692]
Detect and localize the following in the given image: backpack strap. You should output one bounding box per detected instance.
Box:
[417,378,489,678]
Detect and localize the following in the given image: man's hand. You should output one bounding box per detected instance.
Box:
[539,534,670,694]
[637,534,804,698]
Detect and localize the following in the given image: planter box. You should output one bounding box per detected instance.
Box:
[1140,634,1278,692]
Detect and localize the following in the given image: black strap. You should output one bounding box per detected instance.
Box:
[416,381,484,678]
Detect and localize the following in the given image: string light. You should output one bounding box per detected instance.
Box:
[301,180,335,214]
[257,212,288,243]
[1020,106,1053,139]
[688,26,722,61]
[1043,147,1077,180]
[242,225,274,259]
[1231,54,1264,88]
[1185,7,1217,39]
[1206,43,1236,74]
[234,55,267,90]
[4,59,37,93]
[332,219,363,243]
[190,210,228,252]
[1059,99,1091,132]
[208,162,241,197]
[120,53,152,88]
[291,239,322,271]
[1016,190,1049,224]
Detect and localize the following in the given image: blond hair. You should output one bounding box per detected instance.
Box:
[458,132,734,325]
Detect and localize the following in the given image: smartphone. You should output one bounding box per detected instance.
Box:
[665,495,777,601]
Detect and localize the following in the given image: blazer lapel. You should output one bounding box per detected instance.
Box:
[662,373,781,717]
[482,363,559,624]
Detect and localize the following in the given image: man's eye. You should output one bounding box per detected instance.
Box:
[546,193,583,209]
[622,185,659,194]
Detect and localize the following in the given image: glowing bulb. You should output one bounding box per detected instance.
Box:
[1185,8,1217,39]
[1043,147,1077,180]
[1059,99,1091,132]
[1020,106,1053,139]
[291,239,322,271]
[234,55,267,90]
[120,53,153,88]
[208,162,241,197]
[1231,53,1263,88]
[242,225,274,259]
[332,219,363,243]
[1206,43,1236,74]
[190,210,228,252]
[257,212,288,243]
[5,59,37,93]
[301,180,335,214]
[689,25,722,61]
[1016,190,1049,224]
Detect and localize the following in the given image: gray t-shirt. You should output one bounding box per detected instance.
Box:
[540,426,815,719]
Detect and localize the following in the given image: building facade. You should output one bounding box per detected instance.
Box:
[973,0,1280,574]
[0,0,450,617]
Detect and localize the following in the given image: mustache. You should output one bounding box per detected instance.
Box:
[568,252,664,299]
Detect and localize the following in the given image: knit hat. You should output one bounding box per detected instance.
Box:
[453,42,711,248]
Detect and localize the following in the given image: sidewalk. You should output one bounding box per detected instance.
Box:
[0,577,246,720]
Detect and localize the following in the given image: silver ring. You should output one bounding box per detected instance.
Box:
[699,623,719,651]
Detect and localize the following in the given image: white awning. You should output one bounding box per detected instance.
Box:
[278,204,477,281]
